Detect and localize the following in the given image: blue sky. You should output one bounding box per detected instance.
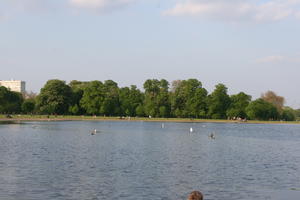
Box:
[1,0,300,108]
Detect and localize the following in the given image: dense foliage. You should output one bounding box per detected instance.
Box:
[227,92,251,119]
[246,99,279,121]
[0,86,23,114]
[36,80,72,114]
[0,79,298,121]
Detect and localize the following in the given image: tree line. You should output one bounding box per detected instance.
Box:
[0,79,299,121]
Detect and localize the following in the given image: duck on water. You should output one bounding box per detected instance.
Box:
[209,132,215,139]
[91,129,97,135]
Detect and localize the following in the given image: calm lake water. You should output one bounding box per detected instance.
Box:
[1,121,300,200]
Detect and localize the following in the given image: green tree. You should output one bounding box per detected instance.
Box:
[135,104,145,117]
[295,109,300,120]
[261,91,285,114]
[80,81,105,115]
[68,80,88,115]
[281,107,296,121]
[156,80,171,117]
[143,79,160,117]
[143,79,170,117]
[119,85,144,116]
[187,87,208,118]
[0,86,23,114]
[36,79,72,114]
[22,99,35,114]
[227,92,251,119]
[69,104,80,115]
[171,79,207,118]
[207,84,231,119]
[101,80,120,116]
[246,98,279,120]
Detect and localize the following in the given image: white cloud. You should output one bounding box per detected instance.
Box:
[163,0,300,23]
[256,55,285,63]
[69,0,136,11]
[256,54,300,64]
[1,0,138,15]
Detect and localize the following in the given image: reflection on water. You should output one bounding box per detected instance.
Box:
[0,121,300,200]
[0,121,20,125]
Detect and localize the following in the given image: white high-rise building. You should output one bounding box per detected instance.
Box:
[0,80,26,93]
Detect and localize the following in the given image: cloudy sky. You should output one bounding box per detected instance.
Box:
[1,0,300,108]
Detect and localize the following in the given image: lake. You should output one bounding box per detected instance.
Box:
[0,121,300,200]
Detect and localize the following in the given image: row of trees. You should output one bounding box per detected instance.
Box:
[0,79,299,121]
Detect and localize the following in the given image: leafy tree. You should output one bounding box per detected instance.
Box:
[187,87,208,118]
[281,107,296,121]
[22,99,35,114]
[0,86,23,113]
[119,87,131,116]
[246,98,279,120]
[171,79,207,118]
[227,92,251,119]
[207,84,231,119]
[119,85,144,116]
[68,80,88,115]
[261,91,285,113]
[143,79,160,117]
[170,80,184,117]
[80,81,105,115]
[101,80,120,116]
[0,86,10,112]
[36,79,72,114]
[69,104,80,115]
[295,109,300,119]
[156,79,171,117]
[143,79,170,117]
[135,104,145,117]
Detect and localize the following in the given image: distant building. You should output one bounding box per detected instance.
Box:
[0,80,26,93]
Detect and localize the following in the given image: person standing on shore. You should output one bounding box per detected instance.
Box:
[187,191,203,200]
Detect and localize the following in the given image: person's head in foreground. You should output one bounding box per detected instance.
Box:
[187,191,203,200]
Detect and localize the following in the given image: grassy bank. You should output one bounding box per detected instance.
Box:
[0,114,299,125]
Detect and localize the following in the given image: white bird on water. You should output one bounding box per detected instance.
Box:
[190,127,193,133]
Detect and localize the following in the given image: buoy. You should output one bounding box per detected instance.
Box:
[161,123,165,128]
[190,127,193,133]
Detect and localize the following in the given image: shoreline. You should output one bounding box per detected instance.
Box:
[0,115,299,125]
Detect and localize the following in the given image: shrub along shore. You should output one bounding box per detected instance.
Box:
[0,115,299,125]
